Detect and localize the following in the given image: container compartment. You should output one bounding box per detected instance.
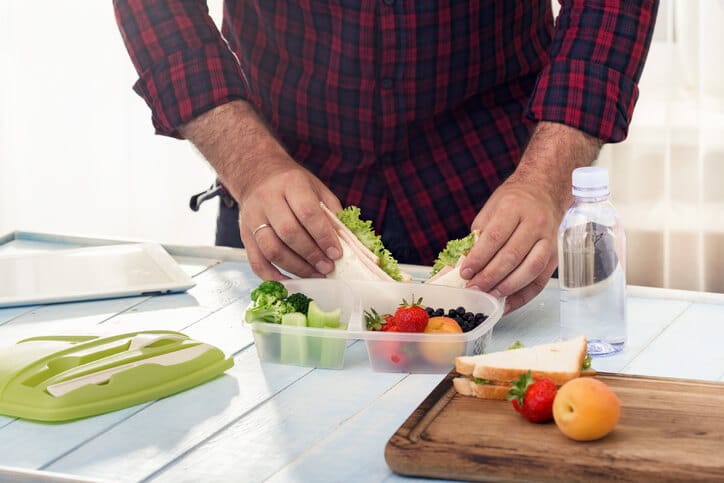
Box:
[246,279,357,370]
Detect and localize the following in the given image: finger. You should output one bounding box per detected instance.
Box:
[467,230,551,295]
[501,257,558,315]
[241,227,287,281]
[285,191,342,265]
[319,190,343,215]
[487,238,554,298]
[461,215,520,281]
[252,222,326,278]
[266,201,336,275]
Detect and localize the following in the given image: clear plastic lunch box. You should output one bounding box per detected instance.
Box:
[245,279,504,373]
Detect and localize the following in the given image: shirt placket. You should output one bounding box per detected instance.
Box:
[377,0,400,164]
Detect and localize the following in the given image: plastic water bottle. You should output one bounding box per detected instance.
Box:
[558,166,626,356]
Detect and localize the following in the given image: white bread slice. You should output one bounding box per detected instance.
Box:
[327,237,390,281]
[426,230,480,288]
[453,377,511,400]
[321,202,412,282]
[455,336,587,387]
[426,254,467,288]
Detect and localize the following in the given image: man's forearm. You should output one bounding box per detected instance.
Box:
[512,121,603,212]
[178,100,293,203]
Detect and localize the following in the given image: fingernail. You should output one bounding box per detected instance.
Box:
[461,268,473,279]
[315,260,334,274]
[490,289,502,298]
[467,285,482,292]
[326,247,341,259]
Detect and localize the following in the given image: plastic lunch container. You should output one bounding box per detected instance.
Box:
[245,279,504,373]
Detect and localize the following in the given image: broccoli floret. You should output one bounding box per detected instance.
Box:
[246,280,293,324]
[245,298,296,324]
[286,292,312,314]
[251,280,288,304]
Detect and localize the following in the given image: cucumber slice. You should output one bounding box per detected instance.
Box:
[281,312,307,327]
[307,301,341,328]
[280,312,308,364]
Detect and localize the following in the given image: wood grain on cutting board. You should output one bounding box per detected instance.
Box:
[386,373,724,482]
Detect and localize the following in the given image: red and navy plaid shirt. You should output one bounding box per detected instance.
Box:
[114,0,658,264]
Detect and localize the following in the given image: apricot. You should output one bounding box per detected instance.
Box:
[419,317,464,366]
[553,377,621,441]
[424,316,463,334]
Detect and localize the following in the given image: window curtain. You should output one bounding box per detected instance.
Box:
[597,0,724,292]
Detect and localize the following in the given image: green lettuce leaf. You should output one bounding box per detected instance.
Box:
[431,231,477,276]
[336,206,404,281]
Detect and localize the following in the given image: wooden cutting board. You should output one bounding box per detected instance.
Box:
[386,372,724,482]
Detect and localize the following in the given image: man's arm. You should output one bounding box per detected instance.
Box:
[178,101,343,280]
[114,1,342,279]
[461,0,658,313]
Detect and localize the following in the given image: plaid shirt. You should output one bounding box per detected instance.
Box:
[114,0,658,264]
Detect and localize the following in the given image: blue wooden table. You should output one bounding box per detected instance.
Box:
[1,233,722,482]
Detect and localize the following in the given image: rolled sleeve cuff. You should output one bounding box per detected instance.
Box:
[526,59,639,143]
[133,43,251,139]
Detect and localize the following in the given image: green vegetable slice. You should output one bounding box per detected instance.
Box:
[307,300,341,328]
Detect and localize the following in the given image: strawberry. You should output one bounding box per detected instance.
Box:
[506,371,557,423]
[381,314,398,331]
[393,295,429,332]
[364,308,391,331]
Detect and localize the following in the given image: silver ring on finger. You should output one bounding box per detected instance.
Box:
[252,223,272,238]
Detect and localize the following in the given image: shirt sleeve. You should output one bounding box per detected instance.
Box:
[113,0,250,138]
[526,0,659,143]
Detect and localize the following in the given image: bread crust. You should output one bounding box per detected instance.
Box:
[472,367,579,387]
[453,378,510,400]
[454,355,477,376]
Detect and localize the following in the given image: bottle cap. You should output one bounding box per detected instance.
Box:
[572,166,609,198]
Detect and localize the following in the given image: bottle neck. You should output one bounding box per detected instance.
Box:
[573,194,609,204]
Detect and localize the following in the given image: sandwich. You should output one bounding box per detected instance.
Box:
[321,203,412,282]
[426,230,480,288]
[453,336,589,400]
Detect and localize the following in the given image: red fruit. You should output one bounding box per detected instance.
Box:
[394,295,429,333]
[381,314,397,331]
[506,371,557,423]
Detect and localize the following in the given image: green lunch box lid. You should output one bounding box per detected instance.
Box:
[0,330,234,422]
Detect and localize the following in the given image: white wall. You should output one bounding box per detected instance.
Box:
[0,2,222,246]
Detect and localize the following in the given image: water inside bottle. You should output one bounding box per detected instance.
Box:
[559,221,626,356]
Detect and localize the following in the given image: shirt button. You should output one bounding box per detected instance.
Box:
[380,78,394,89]
[383,0,395,5]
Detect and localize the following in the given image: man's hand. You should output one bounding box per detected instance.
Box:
[179,100,343,280]
[460,122,602,314]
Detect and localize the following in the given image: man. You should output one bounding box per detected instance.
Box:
[114,1,658,313]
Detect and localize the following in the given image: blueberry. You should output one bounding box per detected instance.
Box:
[425,307,434,316]
[464,312,474,320]
[456,306,466,316]
[475,313,487,321]
[448,309,457,317]
[434,308,444,317]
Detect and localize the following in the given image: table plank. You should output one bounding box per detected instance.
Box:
[265,373,445,483]
[43,348,314,481]
[181,299,254,356]
[183,262,258,310]
[0,297,149,345]
[143,343,406,482]
[622,302,724,380]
